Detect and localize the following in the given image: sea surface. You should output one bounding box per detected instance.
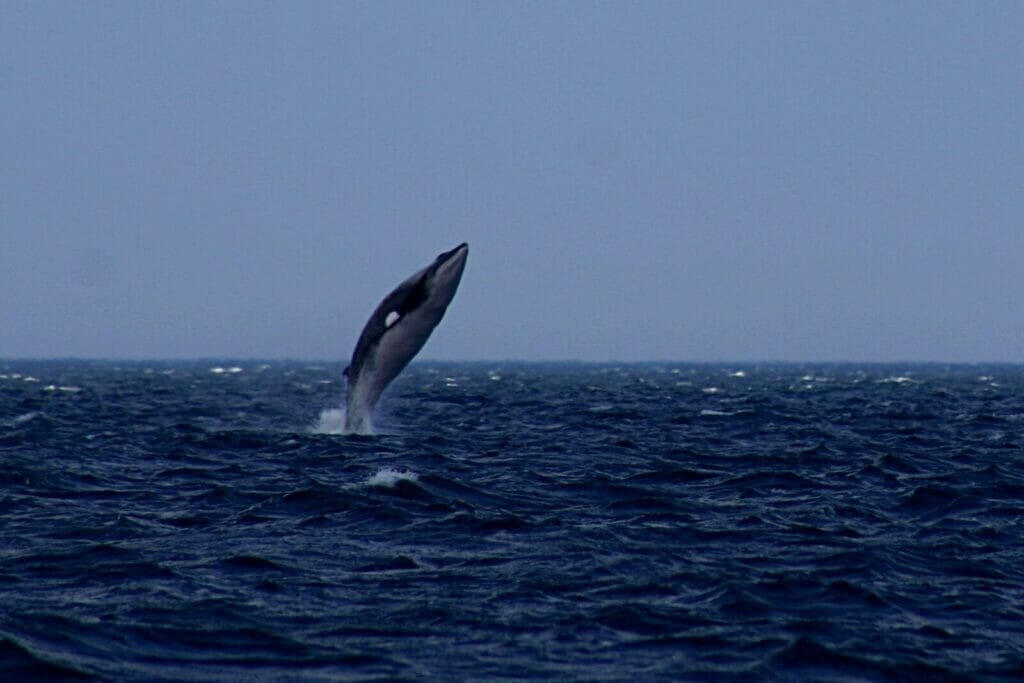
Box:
[1,360,1023,681]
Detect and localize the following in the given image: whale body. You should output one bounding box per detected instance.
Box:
[344,243,468,433]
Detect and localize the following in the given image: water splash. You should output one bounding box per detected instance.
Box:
[312,407,348,435]
[365,467,418,488]
[311,406,375,435]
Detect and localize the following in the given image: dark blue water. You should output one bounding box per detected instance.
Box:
[2,361,1022,681]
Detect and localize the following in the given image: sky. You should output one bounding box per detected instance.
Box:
[2,2,1022,363]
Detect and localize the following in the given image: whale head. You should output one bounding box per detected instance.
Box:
[426,242,469,311]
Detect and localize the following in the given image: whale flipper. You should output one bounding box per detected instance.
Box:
[344,243,468,433]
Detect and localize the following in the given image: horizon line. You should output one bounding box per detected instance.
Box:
[2,356,1023,367]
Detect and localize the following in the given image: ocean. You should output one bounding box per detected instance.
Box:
[1,360,1022,681]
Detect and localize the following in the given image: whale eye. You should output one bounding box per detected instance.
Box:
[385,311,401,327]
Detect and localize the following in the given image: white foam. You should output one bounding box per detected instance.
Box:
[878,376,914,384]
[366,467,418,488]
[312,407,347,435]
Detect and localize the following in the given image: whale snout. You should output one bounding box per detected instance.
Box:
[437,242,469,263]
[433,243,468,287]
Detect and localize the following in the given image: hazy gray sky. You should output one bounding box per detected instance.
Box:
[2,2,1021,362]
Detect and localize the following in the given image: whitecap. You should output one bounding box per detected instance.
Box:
[44,384,81,393]
[878,376,914,384]
[366,467,419,488]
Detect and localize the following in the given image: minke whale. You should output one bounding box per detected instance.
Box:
[343,243,468,434]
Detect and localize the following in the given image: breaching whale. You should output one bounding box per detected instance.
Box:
[343,243,468,434]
